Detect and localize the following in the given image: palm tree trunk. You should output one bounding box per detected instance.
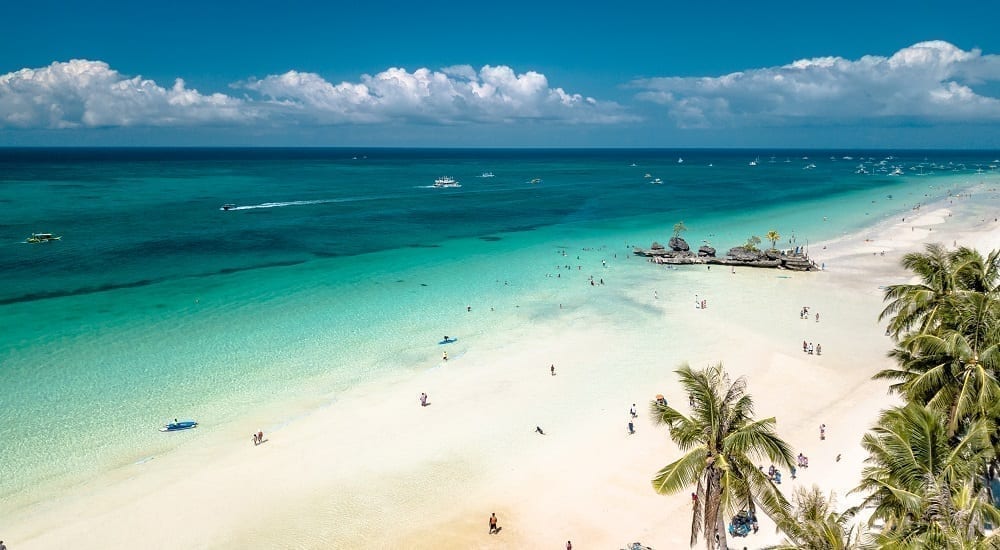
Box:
[716,512,729,550]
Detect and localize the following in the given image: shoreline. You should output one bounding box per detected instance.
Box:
[5,176,1000,549]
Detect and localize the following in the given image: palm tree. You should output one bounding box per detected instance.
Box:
[650,363,795,549]
[852,403,993,536]
[765,230,781,251]
[766,486,870,550]
[869,477,1000,549]
[878,244,991,339]
[873,291,1000,434]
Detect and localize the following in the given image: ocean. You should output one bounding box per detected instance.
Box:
[1,147,996,510]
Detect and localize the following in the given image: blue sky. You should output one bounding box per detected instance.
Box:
[2,0,999,147]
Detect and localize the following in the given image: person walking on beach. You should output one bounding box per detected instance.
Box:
[252,432,258,446]
[550,364,556,376]
[535,426,545,435]
[816,312,820,322]
[820,424,826,440]
[420,393,428,407]
[630,404,637,418]
[816,344,822,356]
[628,420,635,435]
[567,541,573,550]
[442,350,448,361]
[257,430,263,444]
[489,512,499,534]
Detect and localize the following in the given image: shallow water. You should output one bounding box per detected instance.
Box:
[1,147,996,507]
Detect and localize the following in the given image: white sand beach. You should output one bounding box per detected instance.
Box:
[6,182,1000,549]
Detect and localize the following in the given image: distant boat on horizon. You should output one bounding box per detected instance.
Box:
[749,158,759,167]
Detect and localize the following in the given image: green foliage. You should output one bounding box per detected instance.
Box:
[650,362,794,549]
[673,221,688,238]
[765,230,781,251]
[742,235,762,252]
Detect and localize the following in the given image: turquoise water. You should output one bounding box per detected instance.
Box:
[1,148,996,508]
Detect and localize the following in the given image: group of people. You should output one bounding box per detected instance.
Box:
[764,464,783,484]
[251,430,264,446]
[802,341,822,355]
[419,393,429,407]
[799,306,818,322]
[728,510,759,538]
[797,452,810,468]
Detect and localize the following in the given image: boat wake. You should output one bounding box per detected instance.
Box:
[223,199,350,211]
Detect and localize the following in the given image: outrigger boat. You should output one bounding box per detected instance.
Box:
[160,419,198,432]
[26,233,61,243]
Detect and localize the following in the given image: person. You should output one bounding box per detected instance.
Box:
[816,312,820,322]
[820,424,826,440]
[691,492,698,506]
[489,512,498,534]
[567,541,573,550]
[420,393,428,407]
[550,364,556,376]
[808,342,814,355]
[442,350,448,361]
[467,305,471,312]
[816,343,822,356]
[803,340,808,353]
[836,453,842,462]
[797,453,805,467]
[535,426,545,435]
[252,432,258,446]
[790,465,797,479]
[628,420,635,435]
[630,404,637,418]
[701,299,707,309]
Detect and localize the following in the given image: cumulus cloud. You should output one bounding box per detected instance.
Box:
[0,60,629,129]
[243,64,630,124]
[0,60,252,129]
[630,41,1000,128]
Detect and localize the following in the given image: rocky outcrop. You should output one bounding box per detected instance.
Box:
[669,236,690,252]
[725,247,762,262]
[634,240,817,271]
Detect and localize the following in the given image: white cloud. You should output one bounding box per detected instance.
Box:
[630,41,1000,128]
[0,60,253,129]
[243,64,631,124]
[0,60,630,130]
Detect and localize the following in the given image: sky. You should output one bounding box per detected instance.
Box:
[1,0,999,148]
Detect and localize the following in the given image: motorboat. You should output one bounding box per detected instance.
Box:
[160,419,198,432]
[26,233,61,243]
[651,178,663,184]
[643,173,652,178]
[529,178,542,184]
[477,172,495,178]
[220,204,237,211]
[433,176,461,188]
[677,157,683,164]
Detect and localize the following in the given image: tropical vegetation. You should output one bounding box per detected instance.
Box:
[651,243,1000,549]
[650,363,795,550]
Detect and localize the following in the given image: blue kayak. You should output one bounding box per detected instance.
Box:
[439,337,457,345]
[160,420,198,432]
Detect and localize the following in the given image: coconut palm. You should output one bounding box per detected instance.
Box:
[765,230,781,251]
[852,403,993,535]
[879,243,959,338]
[765,486,871,550]
[650,362,795,550]
[869,477,1000,549]
[873,291,1000,434]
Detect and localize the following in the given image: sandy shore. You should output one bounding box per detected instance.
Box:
[6,180,1000,549]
